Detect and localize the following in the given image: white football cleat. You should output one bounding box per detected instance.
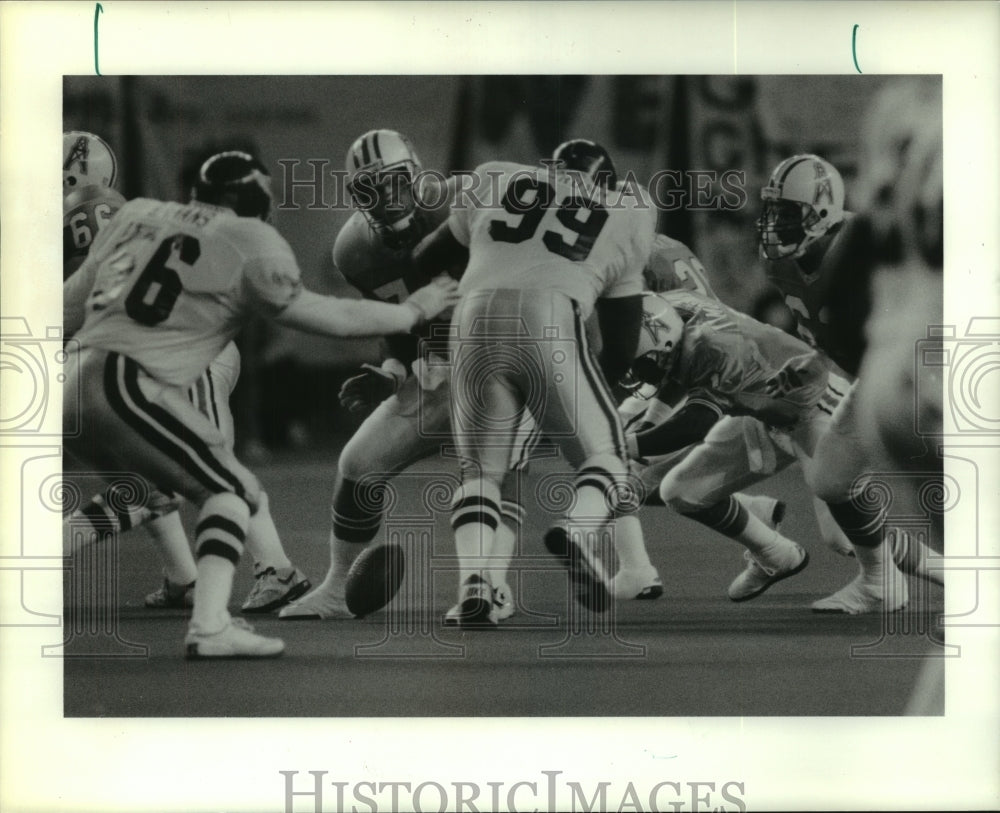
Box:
[728,542,809,602]
[612,565,663,600]
[811,571,909,614]
[491,581,515,621]
[448,575,497,629]
[444,581,514,627]
[889,529,943,586]
[241,564,311,614]
[184,617,284,659]
[277,585,354,620]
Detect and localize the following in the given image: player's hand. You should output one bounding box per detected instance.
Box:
[339,364,401,414]
[404,275,460,324]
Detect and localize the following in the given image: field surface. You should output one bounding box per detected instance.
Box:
[62,452,945,718]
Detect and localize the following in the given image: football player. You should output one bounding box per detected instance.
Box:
[63,150,459,657]
[612,229,855,602]
[757,153,941,612]
[413,139,657,624]
[852,77,946,715]
[280,130,534,624]
[63,131,203,605]
[63,134,312,615]
[625,290,885,602]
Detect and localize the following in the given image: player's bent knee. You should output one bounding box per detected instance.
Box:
[659,474,710,514]
[331,477,387,543]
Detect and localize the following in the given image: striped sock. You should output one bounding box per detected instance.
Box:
[191,493,249,632]
[451,480,501,588]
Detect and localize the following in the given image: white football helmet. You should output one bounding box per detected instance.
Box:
[620,293,685,395]
[345,129,424,249]
[63,131,118,189]
[757,154,845,260]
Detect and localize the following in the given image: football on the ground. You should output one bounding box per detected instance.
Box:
[344,543,405,618]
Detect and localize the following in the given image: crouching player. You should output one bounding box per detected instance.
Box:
[626,290,907,609]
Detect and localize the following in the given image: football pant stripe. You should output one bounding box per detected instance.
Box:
[572,304,627,460]
[104,353,245,499]
[512,418,543,471]
[205,369,221,429]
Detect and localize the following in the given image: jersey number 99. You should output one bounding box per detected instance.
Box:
[489,176,609,262]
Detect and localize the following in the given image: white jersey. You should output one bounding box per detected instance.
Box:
[68,198,302,387]
[447,161,655,317]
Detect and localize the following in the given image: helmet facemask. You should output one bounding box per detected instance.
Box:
[345,129,425,251]
[620,299,684,396]
[757,154,845,261]
[347,163,422,250]
[757,196,824,260]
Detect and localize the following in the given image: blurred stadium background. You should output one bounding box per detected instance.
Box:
[63,75,895,457]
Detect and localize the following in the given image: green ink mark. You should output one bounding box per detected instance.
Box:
[852,24,862,73]
[94,3,103,75]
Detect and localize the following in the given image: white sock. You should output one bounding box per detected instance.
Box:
[191,556,236,632]
[145,513,197,585]
[312,532,356,597]
[451,479,501,588]
[613,514,653,572]
[854,541,890,586]
[245,491,291,571]
[735,509,787,561]
[489,521,516,589]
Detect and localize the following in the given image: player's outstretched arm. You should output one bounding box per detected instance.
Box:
[627,398,723,460]
[273,277,459,337]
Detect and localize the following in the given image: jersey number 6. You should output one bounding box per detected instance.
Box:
[489,176,609,262]
[125,234,201,326]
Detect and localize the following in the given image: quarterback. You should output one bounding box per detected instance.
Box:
[63,134,311,615]
[63,150,458,657]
